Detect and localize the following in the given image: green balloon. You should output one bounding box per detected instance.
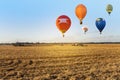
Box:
[106,4,113,15]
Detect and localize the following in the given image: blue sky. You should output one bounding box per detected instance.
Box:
[0,0,120,43]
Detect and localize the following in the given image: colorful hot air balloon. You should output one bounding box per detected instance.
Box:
[82,26,88,34]
[95,18,106,34]
[56,15,71,37]
[106,4,113,15]
[75,4,87,25]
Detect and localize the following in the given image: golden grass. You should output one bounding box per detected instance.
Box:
[0,44,120,80]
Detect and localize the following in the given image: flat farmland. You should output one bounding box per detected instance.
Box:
[0,44,120,80]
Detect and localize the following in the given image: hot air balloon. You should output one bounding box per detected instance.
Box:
[106,4,113,15]
[56,15,71,37]
[82,26,88,34]
[75,4,87,25]
[95,18,106,34]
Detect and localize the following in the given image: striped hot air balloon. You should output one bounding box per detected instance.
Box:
[106,4,113,15]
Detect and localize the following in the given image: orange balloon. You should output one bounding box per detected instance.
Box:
[56,15,71,37]
[75,4,87,25]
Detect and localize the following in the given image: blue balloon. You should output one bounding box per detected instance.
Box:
[95,18,106,34]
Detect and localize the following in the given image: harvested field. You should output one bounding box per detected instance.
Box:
[0,44,120,80]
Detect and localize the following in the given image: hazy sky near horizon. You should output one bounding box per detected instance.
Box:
[0,0,120,43]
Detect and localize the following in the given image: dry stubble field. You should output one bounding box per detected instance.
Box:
[0,44,120,80]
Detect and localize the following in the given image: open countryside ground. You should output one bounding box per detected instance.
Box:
[0,44,120,80]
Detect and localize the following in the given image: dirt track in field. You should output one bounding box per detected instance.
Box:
[0,44,120,80]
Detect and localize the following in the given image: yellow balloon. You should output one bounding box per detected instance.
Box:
[106,4,113,15]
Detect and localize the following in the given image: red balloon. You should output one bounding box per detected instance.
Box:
[56,15,71,37]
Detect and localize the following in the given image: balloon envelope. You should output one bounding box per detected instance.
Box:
[82,27,88,33]
[75,4,87,24]
[106,4,113,15]
[56,15,71,37]
[95,18,106,34]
